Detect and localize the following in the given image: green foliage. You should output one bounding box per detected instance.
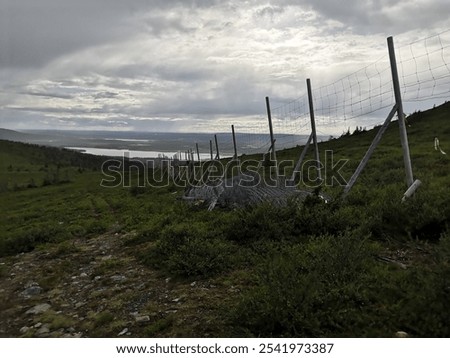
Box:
[93,311,115,328]
[234,232,381,337]
[394,233,450,337]
[224,197,364,245]
[142,221,237,278]
[0,224,70,257]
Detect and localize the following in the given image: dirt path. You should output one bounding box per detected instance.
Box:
[0,232,234,337]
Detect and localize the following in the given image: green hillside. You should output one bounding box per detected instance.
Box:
[0,102,449,338]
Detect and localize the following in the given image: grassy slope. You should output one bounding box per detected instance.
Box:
[0,102,449,338]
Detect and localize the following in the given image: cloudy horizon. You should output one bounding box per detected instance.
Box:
[1,0,449,135]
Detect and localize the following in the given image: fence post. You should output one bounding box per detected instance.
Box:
[289,133,313,185]
[388,36,414,187]
[343,105,398,196]
[306,79,322,181]
[231,125,238,160]
[196,143,200,162]
[214,134,220,160]
[209,140,213,161]
[265,96,279,183]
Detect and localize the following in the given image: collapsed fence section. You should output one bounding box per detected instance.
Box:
[172,31,450,207]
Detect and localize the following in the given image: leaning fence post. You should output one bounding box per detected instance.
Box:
[306,79,322,182]
[343,105,398,196]
[289,133,313,185]
[265,96,279,183]
[231,125,238,160]
[388,36,414,187]
[196,143,201,162]
[214,134,220,160]
[209,140,213,161]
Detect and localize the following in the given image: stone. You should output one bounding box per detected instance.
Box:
[80,273,88,278]
[135,316,150,323]
[36,324,50,335]
[118,328,128,336]
[20,285,42,298]
[25,303,51,315]
[395,331,409,338]
[110,275,127,283]
[19,326,30,334]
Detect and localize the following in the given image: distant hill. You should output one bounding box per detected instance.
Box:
[0,128,45,142]
[0,138,105,171]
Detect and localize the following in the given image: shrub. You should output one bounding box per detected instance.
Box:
[395,232,450,337]
[0,225,70,257]
[142,222,236,278]
[234,232,382,337]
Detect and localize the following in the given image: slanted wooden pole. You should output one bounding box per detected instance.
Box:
[289,133,313,184]
[306,79,322,181]
[265,96,279,182]
[209,140,213,161]
[214,134,220,160]
[343,105,398,196]
[231,125,238,160]
[388,36,414,187]
[196,143,200,162]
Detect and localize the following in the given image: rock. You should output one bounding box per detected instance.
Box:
[20,326,30,334]
[190,281,197,287]
[110,275,127,283]
[26,303,51,315]
[118,328,128,336]
[36,324,50,335]
[395,331,409,338]
[135,316,150,323]
[34,323,43,329]
[80,273,88,278]
[94,276,102,281]
[20,284,42,298]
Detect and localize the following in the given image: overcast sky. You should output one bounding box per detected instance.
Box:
[0,0,449,134]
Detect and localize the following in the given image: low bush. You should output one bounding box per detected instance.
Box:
[233,232,387,337]
[142,221,236,278]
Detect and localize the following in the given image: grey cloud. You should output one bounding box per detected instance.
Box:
[294,0,450,34]
[19,91,74,100]
[140,14,197,37]
[94,91,119,100]
[0,0,134,68]
[254,5,285,20]
[0,0,227,70]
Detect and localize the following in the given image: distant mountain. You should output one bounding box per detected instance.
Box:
[0,128,41,142]
[0,128,72,147]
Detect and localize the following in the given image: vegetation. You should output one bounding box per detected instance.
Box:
[0,102,449,337]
